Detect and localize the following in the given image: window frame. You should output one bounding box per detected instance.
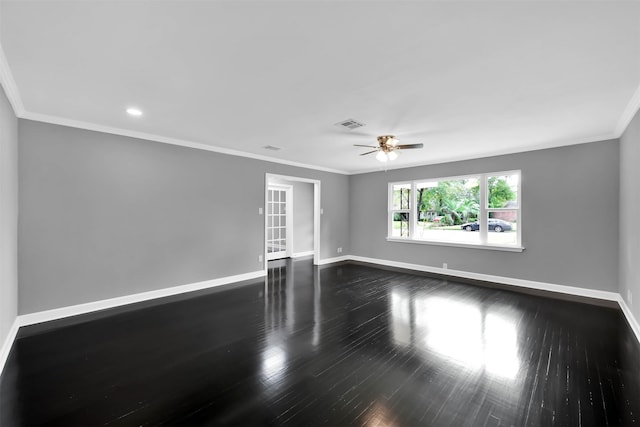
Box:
[388,183,412,238]
[387,170,523,252]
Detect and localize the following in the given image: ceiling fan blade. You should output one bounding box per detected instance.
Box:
[353,144,378,148]
[359,150,379,156]
[397,143,424,149]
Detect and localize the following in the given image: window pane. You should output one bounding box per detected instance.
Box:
[281,228,286,239]
[281,216,286,227]
[416,220,481,244]
[392,212,410,237]
[487,174,519,208]
[487,211,517,246]
[415,177,479,227]
[392,184,411,210]
[280,203,286,214]
[274,191,279,202]
[281,191,286,202]
[388,171,520,247]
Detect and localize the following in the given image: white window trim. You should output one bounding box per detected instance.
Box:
[387,170,523,252]
[387,184,412,238]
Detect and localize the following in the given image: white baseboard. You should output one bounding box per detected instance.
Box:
[17,270,266,328]
[347,255,619,301]
[317,255,350,265]
[618,297,640,345]
[0,319,19,376]
[321,254,640,344]
[292,251,314,258]
[3,258,639,379]
[1,270,266,376]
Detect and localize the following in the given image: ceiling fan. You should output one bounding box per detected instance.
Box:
[354,135,424,162]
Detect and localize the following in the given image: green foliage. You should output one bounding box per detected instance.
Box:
[440,215,454,226]
[404,176,515,227]
[488,177,516,208]
[416,179,480,225]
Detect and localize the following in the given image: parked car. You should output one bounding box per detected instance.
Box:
[461,219,512,232]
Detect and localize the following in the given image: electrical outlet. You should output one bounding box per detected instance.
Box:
[337,247,342,253]
[320,208,324,214]
[443,263,448,269]
[258,255,263,263]
[628,290,633,305]
[258,207,263,215]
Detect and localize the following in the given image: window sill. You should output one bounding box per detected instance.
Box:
[386,237,525,252]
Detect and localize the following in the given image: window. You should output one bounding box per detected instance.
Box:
[390,183,411,238]
[388,171,522,250]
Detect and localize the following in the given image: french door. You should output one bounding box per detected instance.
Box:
[266,185,292,260]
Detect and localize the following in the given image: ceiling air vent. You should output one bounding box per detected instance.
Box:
[335,118,365,130]
[262,145,281,151]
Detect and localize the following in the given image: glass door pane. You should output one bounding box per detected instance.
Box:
[267,186,290,260]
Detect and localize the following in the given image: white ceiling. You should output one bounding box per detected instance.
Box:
[1,1,639,174]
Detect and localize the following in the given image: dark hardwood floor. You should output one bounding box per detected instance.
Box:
[1,259,639,426]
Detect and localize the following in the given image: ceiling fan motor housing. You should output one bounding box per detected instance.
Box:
[377,135,398,152]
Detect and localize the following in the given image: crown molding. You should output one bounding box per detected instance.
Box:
[351,132,619,175]
[21,111,350,175]
[0,44,25,116]
[1,37,636,176]
[13,111,623,177]
[615,81,640,137]
[1,37,349,175]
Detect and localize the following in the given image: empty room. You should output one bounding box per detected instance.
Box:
[1,1,639,425]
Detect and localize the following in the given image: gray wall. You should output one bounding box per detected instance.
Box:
[349,140,619,292]
[18,120,349,314]
[0,86,18,346]
[620,107,640,322]
[292,181,314,254]
[14,116,626,314]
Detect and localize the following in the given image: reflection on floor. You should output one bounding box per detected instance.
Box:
[1,258,638,425]
[390,290,521,379]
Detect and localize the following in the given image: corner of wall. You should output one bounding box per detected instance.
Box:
[618,87,640,346]
[0,79,20,377]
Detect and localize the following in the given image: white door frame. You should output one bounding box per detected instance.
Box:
[265,173,321,272]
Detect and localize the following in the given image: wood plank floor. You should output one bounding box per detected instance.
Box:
[1,259,639,426]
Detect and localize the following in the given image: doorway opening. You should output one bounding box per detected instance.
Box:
[266,184,292,260]
[264,174,320,271]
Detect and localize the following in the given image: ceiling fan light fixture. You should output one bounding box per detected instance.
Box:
[356,134,421,162]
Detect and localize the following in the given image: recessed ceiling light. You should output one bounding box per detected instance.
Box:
[126,107,143,116]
